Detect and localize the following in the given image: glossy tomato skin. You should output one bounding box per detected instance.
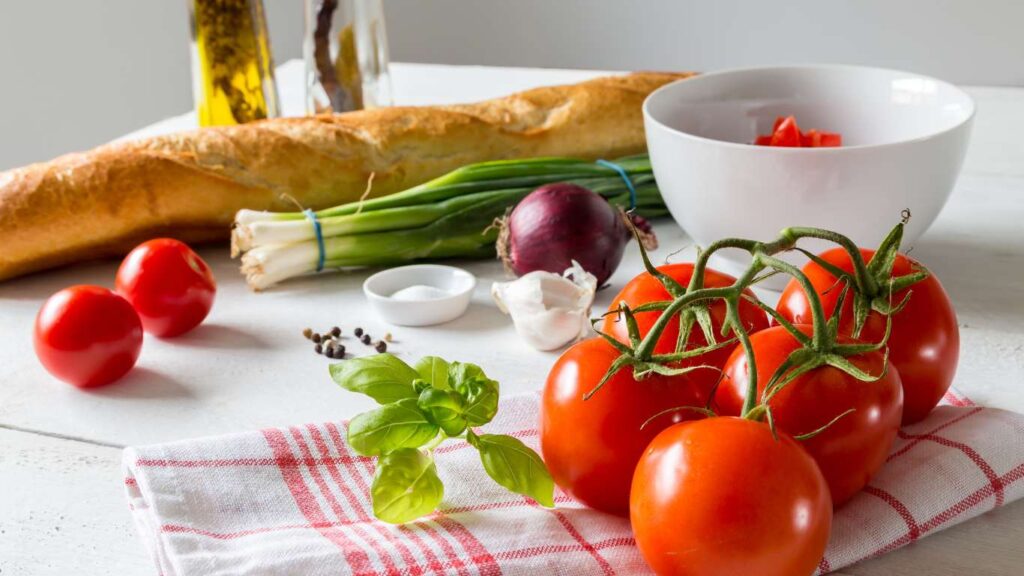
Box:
[631,417,832,576]
[540,337,708,516]
[601,264,768,388]
[34,285,143,388]
[716,325,903,506]
[776,247,958,424]
[116,239,216,337]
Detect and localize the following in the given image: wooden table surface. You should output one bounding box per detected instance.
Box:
[2,63,1023,575]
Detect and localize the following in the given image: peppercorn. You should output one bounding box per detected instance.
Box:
[314,343,323,355]
[354,327,364,337]
[384,332,393,343]
[335,344,346,357]
[361,334,371,345]
[311,333,322,344]
[302,327,313,339]
[375,341,387,353]
[330,326,341,338]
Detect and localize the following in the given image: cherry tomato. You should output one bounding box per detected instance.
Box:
[601,263,769,397]
[116,239,216,337]
[716,325,903,506]
[540,337,709,516]
[776,247,958,424]
[631,417,832,576]
[34,285,143,388]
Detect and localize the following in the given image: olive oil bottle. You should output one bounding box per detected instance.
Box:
[189,0,279,126]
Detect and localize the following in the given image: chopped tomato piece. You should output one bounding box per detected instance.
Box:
[770,116,802,147]
[819,132,842,147]
[754,135,773,146]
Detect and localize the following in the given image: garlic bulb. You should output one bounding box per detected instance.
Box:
[491,262,598,351]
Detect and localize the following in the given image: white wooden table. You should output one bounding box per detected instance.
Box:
[2,62,1023,575]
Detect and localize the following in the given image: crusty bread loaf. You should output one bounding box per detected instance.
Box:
[0,72,691,281]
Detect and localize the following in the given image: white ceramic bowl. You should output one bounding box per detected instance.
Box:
[363,264,477,326]
[644,65,974,287]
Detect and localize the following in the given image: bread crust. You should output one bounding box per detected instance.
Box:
[0,72,691,281]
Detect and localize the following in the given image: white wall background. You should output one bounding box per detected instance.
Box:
[0,0,1020,171]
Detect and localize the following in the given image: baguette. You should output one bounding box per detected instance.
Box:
[0,71,691,281]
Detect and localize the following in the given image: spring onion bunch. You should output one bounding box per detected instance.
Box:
[232,155,666,290]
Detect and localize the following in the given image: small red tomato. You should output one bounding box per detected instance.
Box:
[540,338,709,516]
[776,247,958,424]
[116,239,216,337]
[631,417,832,576]
[716,325,903,506]
[34,285,143,388]
[601,263,769,399]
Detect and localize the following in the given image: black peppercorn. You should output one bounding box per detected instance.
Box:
[330,326,341,338]
[361,334,371,345]
[375,341,387,353]
[314,343,323,355]
[312,333,322,343]
[354,327,364,337]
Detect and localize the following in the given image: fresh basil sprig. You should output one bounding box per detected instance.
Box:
[330,353,555,523]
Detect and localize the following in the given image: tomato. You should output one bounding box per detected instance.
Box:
[770,116,802,147]
[776,247,958,424]
[631,417,832,576]
[116,239,216,337]
[715,325,903,506]
[756,116,842,148]
[601,264,769,396]
[34,285,143,388]
[540,337,708,516]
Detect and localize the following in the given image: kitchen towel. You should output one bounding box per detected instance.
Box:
[124,388,1024,576]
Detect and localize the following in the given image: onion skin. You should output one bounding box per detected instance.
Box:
[499,183,636,286]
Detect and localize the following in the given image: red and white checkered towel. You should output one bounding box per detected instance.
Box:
[124,389,1024,576]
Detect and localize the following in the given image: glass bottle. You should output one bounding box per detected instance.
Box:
[304,0,393,114]
[188,0,280,126]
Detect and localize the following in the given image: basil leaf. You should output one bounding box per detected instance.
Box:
[457,377,500,426]
[472,432,554,508]
[448,361,488,386]
[418,388,467,436]
[329,354,419,404]
[347,398,439,456]
[371,448,444,524]
[414,356,451,390]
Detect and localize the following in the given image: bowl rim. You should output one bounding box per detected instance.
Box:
[643,63,977,153]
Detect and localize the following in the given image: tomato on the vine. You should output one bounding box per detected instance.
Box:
[715,325,903,506]
[34,285,143,388]
[116,238,216,338]
[631,417,832,576]
[600,263,769,379]
[776,247,958,424]
[540,337,709,516]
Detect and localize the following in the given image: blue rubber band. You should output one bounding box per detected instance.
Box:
[303,208,326,272]
[596,159,637,210]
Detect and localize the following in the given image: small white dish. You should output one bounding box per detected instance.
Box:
[363,264,477,326]
[644,65,974,288]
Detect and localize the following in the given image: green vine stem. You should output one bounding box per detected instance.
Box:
[608,218,921,423]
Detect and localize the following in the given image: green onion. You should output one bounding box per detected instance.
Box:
[232,155,666,290]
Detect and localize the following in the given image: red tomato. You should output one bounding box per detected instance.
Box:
[116,239,216,337]
[753,135,773,145]
[601,264,769,395]
[770,116,802,147]
[819,132,842,147]
[776,248,958,424]
[34,285,143,388]
[716,325,903,506]
[540,338,709,516]
[801,129,822,148]
[631,417,832,576]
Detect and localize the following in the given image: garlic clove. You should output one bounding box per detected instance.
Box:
[491,263,598,351]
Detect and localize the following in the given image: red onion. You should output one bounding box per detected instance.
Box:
[497,183,657,286]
